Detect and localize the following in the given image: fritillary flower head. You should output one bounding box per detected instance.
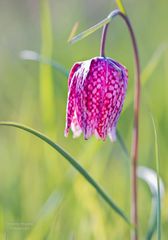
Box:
[65,57,128,141]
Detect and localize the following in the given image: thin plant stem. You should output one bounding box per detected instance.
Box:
[100,23,110,57]
[100,10,120,57]
[100,11,141,240]
[119,13,141,240]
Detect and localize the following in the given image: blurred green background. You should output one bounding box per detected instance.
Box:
[0,0,168,239]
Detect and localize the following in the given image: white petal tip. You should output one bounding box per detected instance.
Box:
[71,125,82,138]
[64,129,69,137]
[73,132,82,138]
[108,128,117,142]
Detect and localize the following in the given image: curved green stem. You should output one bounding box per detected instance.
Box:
[100,10,120,57]
[119,13,140,240]
[100,10,141,240]
[0,121,131,225]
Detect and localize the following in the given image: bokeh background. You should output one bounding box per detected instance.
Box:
[0,0,168,239]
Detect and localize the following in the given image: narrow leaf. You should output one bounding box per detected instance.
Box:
[35,191,63,222]
[68,21,79,42]
[123,44,167,114]
[138,166,164,240]
[141,44,167,86]
[40,0,55,136]
[20,50,69,77]
[151,116,162,240]
[115,0,126,14]
[116,130,129,159]
[69,9,119,44]
[0,121,130,225]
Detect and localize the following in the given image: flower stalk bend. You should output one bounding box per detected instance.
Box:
[100,10,141,240]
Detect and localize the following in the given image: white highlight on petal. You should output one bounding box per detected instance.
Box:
[71,112,82,138]
[71,123,82,138]
[108,127,117,142]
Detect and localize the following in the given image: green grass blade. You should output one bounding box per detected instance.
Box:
[123,44,167,115]
[0,121,131,225]
[151,116,161,240]
[138,166,164,240]
[40,0,55,136]
[115,0,126,14]
[141,44,167,86]
[69,10,119,44]
[35,191,63,222]
[116,130,129,159]
[27,191,63,239]
[20,50,69,77]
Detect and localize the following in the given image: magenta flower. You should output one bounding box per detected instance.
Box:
[65,57,128,141]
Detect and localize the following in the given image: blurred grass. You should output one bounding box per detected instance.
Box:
[40,0,55,137]
[151,116,161,240]
[0,0,168,239]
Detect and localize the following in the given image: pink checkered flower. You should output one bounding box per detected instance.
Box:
[65,57,128,141]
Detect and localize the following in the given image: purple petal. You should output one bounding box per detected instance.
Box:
[75,59,96,139]
[65,64,81,137]
[65,56,128,142]
[107,61,128,141]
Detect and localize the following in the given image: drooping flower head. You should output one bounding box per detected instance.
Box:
[65,57,128,141]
